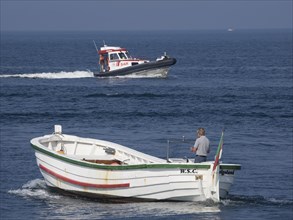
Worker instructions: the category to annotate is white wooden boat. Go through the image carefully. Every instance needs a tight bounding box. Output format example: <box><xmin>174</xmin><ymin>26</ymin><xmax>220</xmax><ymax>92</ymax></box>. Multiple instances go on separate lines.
<box><xmin>31</xmin><ymin>125</ymin><xmax>241</xmax><ymax>202</ymax></box>
<box><xmin>93</xmin><ymin>43</ymin><xmax>176</xmax><ymax>77</ymax></box>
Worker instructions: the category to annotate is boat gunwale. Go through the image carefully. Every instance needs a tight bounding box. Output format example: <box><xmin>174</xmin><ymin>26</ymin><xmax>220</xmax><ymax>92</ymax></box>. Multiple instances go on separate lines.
<box><xmin>31</xmin><ymin>143</ymin><xmax>241</xmax><ymax>171</ymax></box>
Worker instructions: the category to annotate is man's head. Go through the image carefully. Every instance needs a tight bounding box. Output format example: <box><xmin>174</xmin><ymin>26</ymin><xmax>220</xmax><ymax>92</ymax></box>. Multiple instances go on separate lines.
<box><xmin>197</xmin><ymin>128</ymin><xmax>206</xmax><ymax>137</ymax></box>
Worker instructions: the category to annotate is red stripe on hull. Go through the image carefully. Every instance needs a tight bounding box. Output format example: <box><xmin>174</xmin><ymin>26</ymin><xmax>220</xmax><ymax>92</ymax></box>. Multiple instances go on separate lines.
<box><xmin>39</xmin><ymin>164</ymin><xmax>130</xmax><ymax>188</ymax></box>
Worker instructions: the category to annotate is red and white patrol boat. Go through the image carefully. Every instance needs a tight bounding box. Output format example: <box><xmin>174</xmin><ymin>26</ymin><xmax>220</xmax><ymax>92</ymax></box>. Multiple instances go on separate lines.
<box><xmin>94</xmin><ymin>43</ymin><xmax>176</xmax><ymax>77</ymax></box>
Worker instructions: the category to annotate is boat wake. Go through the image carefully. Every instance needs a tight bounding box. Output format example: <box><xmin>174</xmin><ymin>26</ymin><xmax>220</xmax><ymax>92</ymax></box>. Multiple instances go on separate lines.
<box><xmin>221</xmin><ymin>194</ymin><xmax>293</xmax><ymax>207</ymax></box>
<box><xmin>0</xmin><ymin>70</ymin><xmax>167</xmax><ymax>79</ymax></box>
<box><xmin>0</xmin><ymin>71</ymin><xmax>94</xmax><ymax>79</ymax></box>
<box><xmin>8</xmin><ymin>179</ymin><xmax>61</xmax><ymax>200</ymax></box>
<box><xmin>9</xmin><ymin>180</ymin><xmax>293</xmax><ymax>219</ymax></box>
<box><xmin>114</xmin><ymin>73</ymin><xmax>167</xmax><ymax>79</ymax></box>
<box><xmin>8</xmin><ymin>179</ymin><xmax>221</xmax><ymax>218</ymax></box>
<box><xmin>113</xmin><ymin>68</ymin><xmax>169</xmax><ymax>79</ymax></box>
<box><xmin>9</xmin><ymin>180</ymin><xmax>293</xmax><ymax>209</ymax></box>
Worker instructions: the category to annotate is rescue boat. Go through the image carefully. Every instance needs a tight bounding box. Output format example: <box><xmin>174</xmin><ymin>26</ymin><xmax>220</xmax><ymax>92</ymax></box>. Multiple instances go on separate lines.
<box><xmin>93</xmin><ymin>43</ymin><xmax>176</xmax><ymax>77</ymax></box>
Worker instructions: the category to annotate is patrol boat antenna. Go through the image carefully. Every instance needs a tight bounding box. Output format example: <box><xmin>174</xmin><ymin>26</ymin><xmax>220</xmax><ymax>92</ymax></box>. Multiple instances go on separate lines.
<box><xmin>93</xmin><ymin>40</ymin><xmax>98</xmax><ymax>51</ymax></box>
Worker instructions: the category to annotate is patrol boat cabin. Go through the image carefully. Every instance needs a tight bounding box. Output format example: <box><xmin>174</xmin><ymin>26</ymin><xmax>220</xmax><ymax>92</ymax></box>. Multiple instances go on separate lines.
<box><xmin>98</xmin><ymin>45</ymin><xmax>149</xmax><ymax>73</ymax></box>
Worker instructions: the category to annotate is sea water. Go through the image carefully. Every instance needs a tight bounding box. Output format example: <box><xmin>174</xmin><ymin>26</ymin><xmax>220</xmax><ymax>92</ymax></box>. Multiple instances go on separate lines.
<box><xmin>0</xmin><ymin>30</ymin><xmax>292</xmax><ymax>219</ymax></box>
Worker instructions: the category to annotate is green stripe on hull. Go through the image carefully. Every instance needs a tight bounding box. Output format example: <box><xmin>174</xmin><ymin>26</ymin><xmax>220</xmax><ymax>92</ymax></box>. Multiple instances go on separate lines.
<box><xmin>220</xmin><ymin>165</ymin><xmax>241</xmax><ymax>170</ymax></box>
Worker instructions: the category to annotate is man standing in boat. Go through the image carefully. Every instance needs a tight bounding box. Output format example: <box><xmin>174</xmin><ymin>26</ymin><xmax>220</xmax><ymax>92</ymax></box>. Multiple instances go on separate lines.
<box><xmin>191</xmin><ymin>128</ymin><xmax>210</xmax><ymax>163</ymax></box>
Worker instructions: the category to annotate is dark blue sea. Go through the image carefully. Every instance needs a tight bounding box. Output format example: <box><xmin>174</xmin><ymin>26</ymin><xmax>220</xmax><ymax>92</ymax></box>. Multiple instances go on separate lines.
<box><xmin>1</xmin><ymin>30</ymin><xmax>292</xmax><ymax>219</ymax></box>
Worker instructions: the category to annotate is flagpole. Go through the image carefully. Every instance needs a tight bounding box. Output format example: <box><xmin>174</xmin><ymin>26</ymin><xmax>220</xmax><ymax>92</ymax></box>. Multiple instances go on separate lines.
<box><xmin>213</xmin><ymin>129</ymin><xmax>224</xmax><ymax>173</ymax></box>
<box><xmin>210</xmin><ymin>129</ymin><xmax>225</xmax><ymax>201</ymax></box>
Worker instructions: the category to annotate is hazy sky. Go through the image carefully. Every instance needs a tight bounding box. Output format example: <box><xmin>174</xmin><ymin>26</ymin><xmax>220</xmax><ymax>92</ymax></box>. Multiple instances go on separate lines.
<box><xmin>1</xmin><ymin>0</ymin><xmax>292</xmax><ymax>31</ymax></box>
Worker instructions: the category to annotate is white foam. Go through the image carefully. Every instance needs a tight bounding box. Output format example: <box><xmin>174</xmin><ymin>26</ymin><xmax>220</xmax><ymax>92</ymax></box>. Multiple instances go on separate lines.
<box><xmin>22</xmin><ymin>178</ymin><xmax>47</xmax><ymax>189</ymax></box>
<box><xmin>113</xmin><ymin>70</ymin><xmax>168</xmax><ymax>79</ymax></box>
<box><xmin>221</xmin><ymin>199</ymin><xmax>231</xmax><ymax>206</ymax></box>
<box><xmin>114</xmin><ymin>73</ymin><xmax>166</xmax><ymax>79</ymax></box>
<box><xmin>98</xmin><ymin>67</ymin><xmax>169</xmax><ymax>79</ymax></box>
<box><xmin>8</xmin><ymin>179</ymin><xmax>61</xmax><ymax>200</ymax></box>
<box><xmin>267</xmin><ymin>197</ymin><xmax>293</xmax><ymax>205</ymax></box>
<box><xmin>0</xmin><ymin>70</ymin><xmax>94</xmax><ymax>79</ymax></box>
<box><xmin>0</xmin><ymin>68</ymin><xmax>170</xmax><ymax>79</ymax></box>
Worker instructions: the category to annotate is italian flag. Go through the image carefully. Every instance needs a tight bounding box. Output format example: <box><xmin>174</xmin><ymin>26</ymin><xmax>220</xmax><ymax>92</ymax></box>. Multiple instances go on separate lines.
<box><xmin>213</xmin><ymin>130</ymin><xmax>224</xmax><ymax>172</ymax></box>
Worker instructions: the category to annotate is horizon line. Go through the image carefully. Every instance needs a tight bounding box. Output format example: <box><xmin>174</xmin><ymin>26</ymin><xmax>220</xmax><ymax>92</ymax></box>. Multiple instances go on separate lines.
<box><xmin>1</xmin><ymin>27</ymin><xmax>292</xmax><ymax>33</ymax></box>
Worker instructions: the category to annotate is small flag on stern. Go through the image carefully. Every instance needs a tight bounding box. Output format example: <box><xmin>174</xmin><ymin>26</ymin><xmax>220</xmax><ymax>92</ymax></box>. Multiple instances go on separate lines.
<box><xmin>213</xmin><ymin>130</ymin><xmax>224</xmax><ymax>172</ymax></box>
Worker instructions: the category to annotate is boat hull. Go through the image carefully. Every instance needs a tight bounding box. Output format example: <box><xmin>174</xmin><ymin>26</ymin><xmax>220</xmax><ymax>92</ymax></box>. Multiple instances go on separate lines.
<box><xmin>34</xmin><ymin>151</ymin><xmax>216</xmax><ymax>202</ymax></box>
<box><xmin>31</xmin><ymin>133</ymin><xmax>240</xmax><ymax>202</ymax></box>
<box><xmin>42</xmin><ymin>164</ymin><xmax>237</xmax><ymax>202</ymax></box>
<box><xmin>94</xmin><ymin>57</ymin><xmax>176</xmax><ymax>77</ymax></box>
